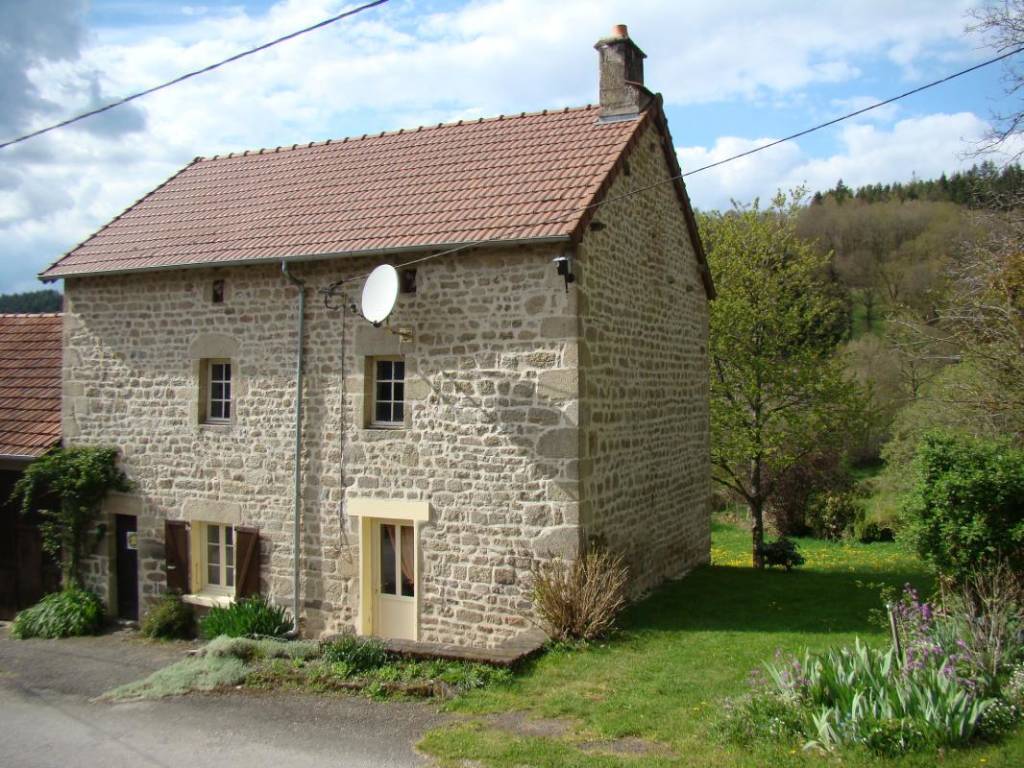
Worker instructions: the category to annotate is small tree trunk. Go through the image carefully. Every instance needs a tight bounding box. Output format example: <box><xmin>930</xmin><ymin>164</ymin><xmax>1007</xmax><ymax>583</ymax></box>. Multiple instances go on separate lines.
<box><xmin>64</xmin><ymin>543</ymin><xmax>81</xmax><ymax>589</ymax></box>
<box><xmin>750</xmin><ymin>497</ymin><xmax>766</xmax><ymax>568</ymax></box>
<box><xmin>64</xmin><ymin>514</ymin><xmax>83</xmax><ymax>589</ymax></box>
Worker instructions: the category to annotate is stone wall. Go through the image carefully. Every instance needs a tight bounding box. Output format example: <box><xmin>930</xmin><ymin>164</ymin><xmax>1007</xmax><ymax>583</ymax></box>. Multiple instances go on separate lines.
<box><xmin>64</xmin><ymin>246</ymin><xmax>581</xmax><ymax>646</ymax></box>
<box><xmin>577</xmin><ymin>117</ymin><xmax>711</xmax><ymax>594</ymax></box>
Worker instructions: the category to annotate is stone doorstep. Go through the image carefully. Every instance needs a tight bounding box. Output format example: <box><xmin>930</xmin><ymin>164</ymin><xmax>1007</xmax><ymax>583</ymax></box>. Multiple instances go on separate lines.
<box><xmin>323</xmin><ymin>629</ymin><xmax>548</xmax><ymax>669</ymax></box>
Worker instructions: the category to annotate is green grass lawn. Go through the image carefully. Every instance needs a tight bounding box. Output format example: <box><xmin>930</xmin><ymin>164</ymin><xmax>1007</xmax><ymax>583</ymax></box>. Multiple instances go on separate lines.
<box><xmin>419</xmin><ymin>519</ymin><xmax>1024</xmax><ymax>767</ymax></box>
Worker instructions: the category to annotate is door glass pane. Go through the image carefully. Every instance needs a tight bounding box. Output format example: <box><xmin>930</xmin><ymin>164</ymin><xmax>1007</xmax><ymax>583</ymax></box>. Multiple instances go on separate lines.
<box><xmin>394</xmin><ymin>361</ymin><xmax>405</xmax><ymax>380</ymax></box>
<box><xmin>377</xmin><ymin>360</ymin><xmax>392</xmax><ymax>380</ymax></box>
<box><xmin>379</xmin><ymin>524</ymin><xmax>397</xmax><ymax>595</ymax></box>
<box><xmin>400</xmin><ymin>525</ymin><xmax>415</xmax><ymax>597</ymax></box>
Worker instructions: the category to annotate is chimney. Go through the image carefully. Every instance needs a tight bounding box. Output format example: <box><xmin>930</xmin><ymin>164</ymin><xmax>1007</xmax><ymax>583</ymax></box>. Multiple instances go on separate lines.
<box><xmin>594</xmin><ymin>24</ymin><xmax>653</xmax><ymax>120</ymax></box>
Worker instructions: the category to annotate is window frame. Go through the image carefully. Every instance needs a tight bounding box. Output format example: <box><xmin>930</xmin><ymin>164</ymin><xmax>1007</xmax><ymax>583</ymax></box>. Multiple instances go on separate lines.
<box><xmin>204</xmin><ymin>358</ymin><xmax>232</xmax><ymax>424</ymax></box>
<box><xmin>368</xmin><ymin>356</ymin><xmax>406</xmax><ymax>429</ymax></box>
<box><xmin>192</xmin><ymin>521</ymin><xmax>236</xmax><ymax>598</ymax></box>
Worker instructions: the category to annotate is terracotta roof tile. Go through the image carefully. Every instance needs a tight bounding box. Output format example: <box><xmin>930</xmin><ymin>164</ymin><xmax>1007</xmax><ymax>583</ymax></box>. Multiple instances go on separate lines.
<box><xmin>41</xmin><ymin>106</ymin><xmax>646</xmax><ymax>279</ymax></box>
<box><xmin>0</xmin><ymin>314</ymin><xmax>62</xmax><ymax>458</ymax></box>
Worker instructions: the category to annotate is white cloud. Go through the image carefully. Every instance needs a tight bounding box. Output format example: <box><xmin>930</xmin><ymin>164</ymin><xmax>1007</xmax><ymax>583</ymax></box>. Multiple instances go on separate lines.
<box><xmin>679</xmin><ymin>112</ymin><xmax>1024</xmax><ymax>210</ymax></box>
<box><xmin>0</xmin><ymin>0</ymin><xmax>996</xmax><ymax>292</ymax></box>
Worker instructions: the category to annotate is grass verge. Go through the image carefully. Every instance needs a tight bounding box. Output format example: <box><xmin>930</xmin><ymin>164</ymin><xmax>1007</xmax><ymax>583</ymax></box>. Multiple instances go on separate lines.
<box><xmin>418</xmin><ymin>518</ymin><xmax>1024</xmax><ymax>767</ymax></box>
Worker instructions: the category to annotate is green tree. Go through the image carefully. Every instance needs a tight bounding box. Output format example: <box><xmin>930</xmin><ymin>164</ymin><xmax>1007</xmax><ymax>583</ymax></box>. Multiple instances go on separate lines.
<box><xmin>700</xmin><ymin>192</ymin><xmax>866</xmax><ymax>567</ymax></box>
<box><xmin>11</xmin><ymin>447</ymin><xmax>130</xmax><ymax>588</ymax></box>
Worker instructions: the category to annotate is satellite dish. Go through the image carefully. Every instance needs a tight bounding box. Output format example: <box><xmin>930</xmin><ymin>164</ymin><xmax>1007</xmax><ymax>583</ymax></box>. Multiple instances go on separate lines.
<box><xmin>361</xmin><ymin>264</ymin><xmax>399</xmax><ymax>326</ymax></box>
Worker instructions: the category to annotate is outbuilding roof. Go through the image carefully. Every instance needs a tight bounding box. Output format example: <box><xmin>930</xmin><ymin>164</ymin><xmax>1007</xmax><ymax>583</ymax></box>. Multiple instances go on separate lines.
<box><xmin>0</xmin><ymin>313</ymin><xmax>62</xmax><ymax>459</ymax></box>
<box><xmin>42</xmin><ymin>106</ymin><xmax>651</xmax><ymax>279</ymax></box>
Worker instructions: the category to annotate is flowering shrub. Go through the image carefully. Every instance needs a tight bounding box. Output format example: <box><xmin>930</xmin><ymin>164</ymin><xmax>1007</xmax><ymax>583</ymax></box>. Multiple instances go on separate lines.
<box><xmin>723</xmin><ymin>583</ymin><xmax>1024</xmax><ymax>756</ymax></box>
<box><xmin>891</xmin><ymin>572</ymin><xmax>1024</xmax><ymax>693</ymax></box>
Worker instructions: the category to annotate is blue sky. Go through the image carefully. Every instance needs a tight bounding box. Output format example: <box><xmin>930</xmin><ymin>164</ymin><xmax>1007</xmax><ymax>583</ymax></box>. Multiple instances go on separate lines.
<box><xmin>1</xmin><ymin>0</ymin><xmax>1020</xmax><ymax>294</ymax></box>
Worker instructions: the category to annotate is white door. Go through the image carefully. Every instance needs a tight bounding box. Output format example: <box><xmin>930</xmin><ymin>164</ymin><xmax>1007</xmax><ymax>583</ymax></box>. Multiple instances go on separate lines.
<box><xmin>373</xmin><ymin>521</ymin><xmax>417</xmax><ymax>640</ymax></box>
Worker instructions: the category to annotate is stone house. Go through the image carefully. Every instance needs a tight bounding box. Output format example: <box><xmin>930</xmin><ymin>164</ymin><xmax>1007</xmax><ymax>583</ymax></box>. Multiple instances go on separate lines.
<box><xmin>40</xmin><ymin>26</ymin><xmax>713</xmax><ymax>648</ymax></box>
<box><xmin>0</xmin><ymin>313</ymin><xmax>63</xmax><ymax>618</ymax></box>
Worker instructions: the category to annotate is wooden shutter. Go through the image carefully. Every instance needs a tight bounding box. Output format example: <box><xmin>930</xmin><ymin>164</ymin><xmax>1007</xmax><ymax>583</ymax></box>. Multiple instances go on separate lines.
<box><xmin>164</xmin><ymin>520</ymin><xmax>190</xmax><ymax>594</ymax></box>
<box><xmin>234</xmin><ymin>526</ymin><xmax>260</xmax><ymax>599</ymax></box>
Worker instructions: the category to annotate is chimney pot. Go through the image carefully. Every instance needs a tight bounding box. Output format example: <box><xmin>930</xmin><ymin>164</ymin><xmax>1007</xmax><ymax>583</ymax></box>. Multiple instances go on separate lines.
<box><xmin>612</xmin><ymin>24</ymin><xmax>628</xmax><ymax>38</ymax></box>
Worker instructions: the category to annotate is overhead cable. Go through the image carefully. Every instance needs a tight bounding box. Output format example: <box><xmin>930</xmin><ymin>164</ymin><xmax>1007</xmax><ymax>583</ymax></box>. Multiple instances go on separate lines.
<box><xmin>370</xmin><ymin>43</ymin><xmax>1024</xmax><ymax>277</ymax></box>
<box><xmin>0</xmin><ymin>0</ymin><xmax>391</xmax><ymax>151</ymax></box>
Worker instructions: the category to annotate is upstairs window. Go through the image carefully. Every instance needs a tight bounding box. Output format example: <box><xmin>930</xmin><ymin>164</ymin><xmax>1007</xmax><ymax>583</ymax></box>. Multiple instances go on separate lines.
<box><xmin>205</xmin><ymin>359</ymin><xmax>232</xmax><ymax>423</ymax></box>
<box><xmin>370</xmin><ymin>357</ymin><xmax>405</xmax><ymax>427</ymax></box>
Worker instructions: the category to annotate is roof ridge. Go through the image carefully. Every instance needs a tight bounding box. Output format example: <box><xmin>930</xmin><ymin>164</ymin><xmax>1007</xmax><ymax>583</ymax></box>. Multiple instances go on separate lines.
<box><xmin>200</xmin><ymin>104</ymin><xmax>598</xmax><ymax>162</ymax></box>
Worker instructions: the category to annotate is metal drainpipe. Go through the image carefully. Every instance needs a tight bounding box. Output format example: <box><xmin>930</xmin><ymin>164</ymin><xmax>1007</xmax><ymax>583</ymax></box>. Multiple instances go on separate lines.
<box><xmin>282</xmin><ymin>260</ymin><xmax>305</xmax><ymax>634</ymax></box>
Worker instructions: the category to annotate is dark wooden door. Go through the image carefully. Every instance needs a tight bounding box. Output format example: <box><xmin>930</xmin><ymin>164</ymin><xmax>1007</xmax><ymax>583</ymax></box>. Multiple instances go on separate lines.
<box><xmin>115</xmin><ymin>515</ymin><xmax>139</xmax><ymax>621</ymax></box>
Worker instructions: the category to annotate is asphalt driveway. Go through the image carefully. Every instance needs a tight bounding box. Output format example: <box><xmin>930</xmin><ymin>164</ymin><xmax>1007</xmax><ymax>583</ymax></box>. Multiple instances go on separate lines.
<box><xmin>0</xmin><ymin>625</ymin><xmax>447</xmax><ymax>768</ymax></box>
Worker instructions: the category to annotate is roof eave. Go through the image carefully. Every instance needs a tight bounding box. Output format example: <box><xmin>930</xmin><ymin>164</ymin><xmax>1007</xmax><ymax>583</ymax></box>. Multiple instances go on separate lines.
<box><xmin>39</xmin><ymin>235</ymin><xmax>573</xmax><ymax>282</ymax></box>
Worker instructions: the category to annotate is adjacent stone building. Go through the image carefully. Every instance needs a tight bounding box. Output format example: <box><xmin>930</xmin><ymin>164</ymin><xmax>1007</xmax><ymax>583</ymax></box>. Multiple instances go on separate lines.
<box><xmin>0</xmin><ymin>313</ymin><xmax>63</xmax><ymax>618</ymax></box>
<box><xmin>41</xmin><ymin>26</ymin><xmax>713</xmax><ymax>648</ymax></box>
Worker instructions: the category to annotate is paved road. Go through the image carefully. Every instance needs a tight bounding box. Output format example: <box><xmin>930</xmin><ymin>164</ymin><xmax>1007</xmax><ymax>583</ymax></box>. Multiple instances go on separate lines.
<box><xmin>0</xmin><ymin>627</ymin><xmax>447</xmax><ymax>768</ymax></box>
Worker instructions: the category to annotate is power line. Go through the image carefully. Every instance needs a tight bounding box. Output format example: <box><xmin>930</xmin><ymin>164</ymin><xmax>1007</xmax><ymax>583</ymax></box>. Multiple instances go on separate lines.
<box><xmin>681</xmin><ymin>44</ymin><xmax>1024</xmax><ymax>178</ymax></box>
<box><xmin>373</xmin><ymin>43</ymin><xmax>1024</xmax><ymax>277</ymax></box>
<box><xmin>0</xmin><ymin>0</ymin><xmax>391</xmax><ymax>151</ymax></box>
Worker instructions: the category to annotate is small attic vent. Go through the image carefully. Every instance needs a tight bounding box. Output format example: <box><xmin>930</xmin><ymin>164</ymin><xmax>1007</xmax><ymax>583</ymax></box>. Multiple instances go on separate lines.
<box><xmin>211</xmin><ymin>279</ymin><xmax>225</xmax><ymax>304</ymax></box>
<box><xmin>399</xmin><ymin>268</ymin><xmax>417</xmax><ymax>295</ymax></box>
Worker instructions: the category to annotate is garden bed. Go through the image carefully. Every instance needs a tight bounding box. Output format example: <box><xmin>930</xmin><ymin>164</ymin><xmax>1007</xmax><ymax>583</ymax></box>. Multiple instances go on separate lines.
<box><xmin>104</xmin><ymin>634</ymin><xmax>513</xmax><ymax>702</ymax></box>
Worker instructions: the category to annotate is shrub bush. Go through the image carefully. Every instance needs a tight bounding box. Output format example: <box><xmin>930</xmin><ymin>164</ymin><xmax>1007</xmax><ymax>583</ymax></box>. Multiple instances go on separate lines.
<box><xmin>903</xmin><ymin>431</ymin><xmax>1024</xmax><ymax>581</ymax></box>
<box><xmin>140</xmin><ymin>592</ymin><xmax>195</xmax><ymax>640</ymax></box>
<box><xmin>198</xmin><ymin>595</ymin><xmax>292</xmax><ymax>640</ymax></box>
<box><xmin>321</xmin><ymin>635</ymin><xmax>389</xmax><ymax>674</ymax></box>
<box><xmin>856</xmin><ymin>520</ymin><xmax>895</xmax><ymax>543</ymax></box>
<box><xmin>531</xmin><ymin>549</ymin><xmax>628</xmax><ymax>642</ymax></box>
<box><xmin>807</xmin><ymin>492</ymin><xmax>862</xmax><ymax>540</ymax></box>
<box><xmin>11</xmin><ymin>587</ymin><xmax>104</xmax><ymax>639</ymax></box>
<box><xmin>938</xmin><ymin>566</ymin><xmax>1024</xmax><ymax>688</ymax></box>
<box><xmin>758</xmin><ymin>538</ymin><xmax>805</xmax><ymax>571</ymax></box>
<box><xmin>766</xmin><ymin>449</ymin><xmax>854</xmax><ymax>536</ymax></box>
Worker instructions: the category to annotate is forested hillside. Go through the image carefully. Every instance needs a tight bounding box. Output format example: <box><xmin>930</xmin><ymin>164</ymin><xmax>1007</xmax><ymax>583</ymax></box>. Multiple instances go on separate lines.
<box><xmin>811</xmin><ymin>162</ymin><xmax>1024</xmax><ymax>208</ymax></box>
<box><xmin>703</xmin><ymin>167</ymin><xmax>1024</xmax><ymax>544</ymax></box>
<box><xmin>0</xmin><ymin>289</ymin><xmax>63</xmax><ymax>313</ymax></box>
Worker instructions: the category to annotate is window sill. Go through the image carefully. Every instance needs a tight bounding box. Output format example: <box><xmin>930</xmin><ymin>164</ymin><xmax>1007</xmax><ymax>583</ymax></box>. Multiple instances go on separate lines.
<box><xmin>182</xmin><ymin>592</ymin><xmax>234</xmax><ymax>609</ymax></box>
<box><xmin>198</xmin><ymin>422</ymin><xmax>234</xmax><ymax>432</ymax></box>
